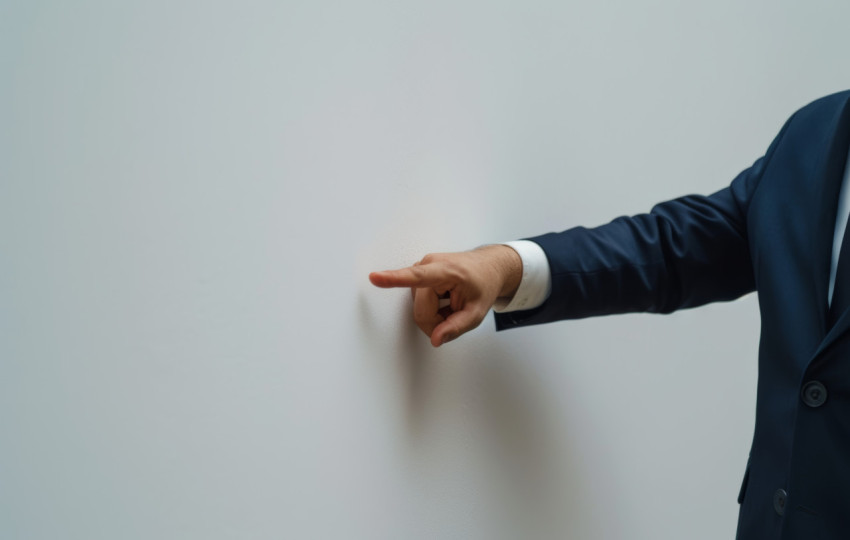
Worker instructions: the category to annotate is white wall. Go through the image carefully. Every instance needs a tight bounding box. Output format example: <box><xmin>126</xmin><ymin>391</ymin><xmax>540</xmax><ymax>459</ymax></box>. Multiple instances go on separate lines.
<box><xmin>3</xmin><ymin>1</ymin><xmax>850</xmax><ymax>538</ymax></box>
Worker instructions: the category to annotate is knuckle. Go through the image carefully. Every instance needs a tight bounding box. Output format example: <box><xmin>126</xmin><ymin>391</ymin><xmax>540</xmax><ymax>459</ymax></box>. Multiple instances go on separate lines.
<box><xmin>412</xmin><ymin>291</ymin><xmax>434</xmax><ymax>319</ymax></box>
<box><xmin>414</xmin><ymin>319</ymin><xmax>430</xmax><ymax>334</ymax></box>
<box><xmin>413</xmin><ymin>306</ymin><xmax>428</xmax><ymax>323</ymax></box>
<box><xmin>444</xmin><ymin>261</ymin><xmax>469</xmax><ymax>283</ymax></box>
<box><xmin>412</xmin><ymin>304</ymin><xmax>432</xmax><ymax>327</ymax></box>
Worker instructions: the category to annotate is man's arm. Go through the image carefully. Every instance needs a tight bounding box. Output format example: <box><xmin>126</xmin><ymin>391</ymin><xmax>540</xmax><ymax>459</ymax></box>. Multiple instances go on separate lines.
<box><xmin>497</xmin><ymin>106</ymin><xmax>800</xmax><ymax>330</ymax></box>
<box><xmin>496</xmin><ymin>182</ymin><xmax>762</xmax><ymax>331</ymax></box>
<box><xmin>371</xmin><ymin>109</ymin><xmax>797</xmax><ymax>345</ymax></box>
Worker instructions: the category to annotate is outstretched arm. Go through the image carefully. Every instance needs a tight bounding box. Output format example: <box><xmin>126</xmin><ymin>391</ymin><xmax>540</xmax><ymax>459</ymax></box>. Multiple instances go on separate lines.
<box><xmin>371</xmin><ymin>109</ymin><xmax>797</xmax><ymax>344</ymax></box>
<box><xmin>496</xmin><ymin>108</ymin><xmax>798</xmax><ymax>330</ymax></box>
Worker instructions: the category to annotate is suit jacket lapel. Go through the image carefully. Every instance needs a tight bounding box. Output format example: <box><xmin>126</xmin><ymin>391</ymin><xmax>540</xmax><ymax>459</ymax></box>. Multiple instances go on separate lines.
<box><xmin>807</xmin><ymin>97</ymin><xmax>850</xmax><ymax>365</ymax></box>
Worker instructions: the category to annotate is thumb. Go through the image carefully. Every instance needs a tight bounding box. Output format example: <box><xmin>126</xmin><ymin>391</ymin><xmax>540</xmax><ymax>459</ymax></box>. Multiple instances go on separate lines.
<box><xmin>431</xmin><ymin>304</ymin><xmax>485</xmax><ymax>347</ymax></box>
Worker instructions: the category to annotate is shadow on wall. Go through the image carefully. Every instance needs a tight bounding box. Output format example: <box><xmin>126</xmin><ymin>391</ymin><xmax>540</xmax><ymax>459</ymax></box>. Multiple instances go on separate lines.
<box><xmin>358</xmin><ymin>292</ymin><xmax>606</xmax><ymax>538</ymax></box>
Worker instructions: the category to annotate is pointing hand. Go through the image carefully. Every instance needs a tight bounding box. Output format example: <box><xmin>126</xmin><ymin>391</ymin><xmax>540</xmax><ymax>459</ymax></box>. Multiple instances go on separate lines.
<box><xmin>369</xmin><ymin>245</ymin><xmax>521</xmax><ymax>347</ymax></box>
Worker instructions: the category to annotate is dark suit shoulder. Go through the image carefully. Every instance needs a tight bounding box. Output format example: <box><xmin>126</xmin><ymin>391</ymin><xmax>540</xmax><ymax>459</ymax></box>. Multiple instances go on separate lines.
<box><xmin>800</xmin><ymin>89</ymin><xmax>850</xmax><ymax>109</ymax></box>
<box><xmin>788</xmin><ymin>90</ymin><xmax>850</xmax><ymax>128</ymax></box>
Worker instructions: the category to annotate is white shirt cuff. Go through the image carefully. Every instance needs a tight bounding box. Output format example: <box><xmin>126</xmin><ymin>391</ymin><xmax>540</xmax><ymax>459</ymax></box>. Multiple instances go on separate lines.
<box><xmin>492</xmin><ymin>240</ymin><xmax>552</xmax><ymax>313</ymax></box>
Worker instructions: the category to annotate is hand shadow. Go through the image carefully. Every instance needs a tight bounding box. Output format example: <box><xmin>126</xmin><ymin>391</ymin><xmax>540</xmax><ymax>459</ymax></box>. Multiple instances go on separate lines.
<box><xmin>358</xmin><ymin>291</ymin><xmax>600</xmax><ymax>538</ymax></box>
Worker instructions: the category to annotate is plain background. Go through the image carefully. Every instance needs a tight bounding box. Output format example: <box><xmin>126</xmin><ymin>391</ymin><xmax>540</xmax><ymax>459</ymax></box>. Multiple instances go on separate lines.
<box><xmin>3</xmin><ymin>1</ymin><xmax>850</xmax><ymax>538</ymax></box>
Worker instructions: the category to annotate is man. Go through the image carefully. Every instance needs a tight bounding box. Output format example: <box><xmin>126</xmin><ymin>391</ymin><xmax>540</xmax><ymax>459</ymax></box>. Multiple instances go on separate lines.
<box><xmin>370</xmin><ymin>90</ymin><xmax>850</xmax><ymax>539</ymax></box>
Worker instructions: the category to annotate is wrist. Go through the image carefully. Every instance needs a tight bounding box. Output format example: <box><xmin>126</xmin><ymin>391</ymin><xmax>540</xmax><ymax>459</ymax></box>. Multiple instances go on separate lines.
<box><xmin>475</xmin><ymin>245</ymin><xmax>522</xmax><ymax>299</ymax></box>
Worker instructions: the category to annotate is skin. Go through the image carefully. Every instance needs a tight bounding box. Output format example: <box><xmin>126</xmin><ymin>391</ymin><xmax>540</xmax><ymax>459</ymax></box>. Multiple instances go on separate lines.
<box><xmin>369</xmin><ymin>245</ymin><xmax>523</xmax><ymax>347</ymax></box>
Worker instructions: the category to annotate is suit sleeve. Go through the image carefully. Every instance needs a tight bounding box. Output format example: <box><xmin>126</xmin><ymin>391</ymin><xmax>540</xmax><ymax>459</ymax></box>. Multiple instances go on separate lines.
<box><xmin>494</xmin><ymin>113</ymin><xmax>795</xmax><ymax>331</ymax></box>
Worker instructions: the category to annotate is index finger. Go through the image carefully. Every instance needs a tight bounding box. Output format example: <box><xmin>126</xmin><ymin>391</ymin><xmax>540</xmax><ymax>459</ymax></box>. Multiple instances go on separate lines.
<box><xmin>369</xmin><ymin>264</ymin><xmax>445</xmax><ymax>289</ymax></box>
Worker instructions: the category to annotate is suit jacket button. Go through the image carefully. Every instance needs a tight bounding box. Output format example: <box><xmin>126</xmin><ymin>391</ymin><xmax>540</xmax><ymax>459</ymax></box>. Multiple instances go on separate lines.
<box><xmin>773</xmin><ymin>488</ymin><xmax>787</xmax><ymax>516</ymax></box>
<box><xmin>801</xmin><ymin>381</ymin><xmax>828</xmax><ymax>408</ymax></box>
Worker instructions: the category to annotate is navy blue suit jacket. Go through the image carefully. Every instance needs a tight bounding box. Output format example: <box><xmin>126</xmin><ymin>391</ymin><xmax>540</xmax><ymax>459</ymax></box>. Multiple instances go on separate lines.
<box><xmin>494</xmin><ymin>90</ymin><xmax>850</xmax><ymax>540</ymax></box>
